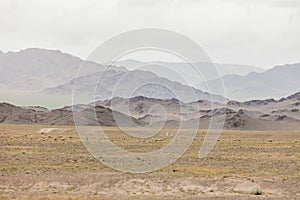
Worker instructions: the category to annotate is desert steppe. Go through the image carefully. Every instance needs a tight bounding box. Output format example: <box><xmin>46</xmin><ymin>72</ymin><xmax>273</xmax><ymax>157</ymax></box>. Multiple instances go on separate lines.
<box><xmin>1</xmin><ymin>124</ymin><xmax>299</xmax><ymax>199</ymax></box>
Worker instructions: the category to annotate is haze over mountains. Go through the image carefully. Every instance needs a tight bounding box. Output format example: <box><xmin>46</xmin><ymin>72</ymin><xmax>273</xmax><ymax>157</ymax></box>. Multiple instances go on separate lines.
<box><xmin>0</xmin><ymin>48</ymin><xmax>125</xmax><ymax>91</ymax></box>
<box><xmin>0</xmin><ymin>48</ymin><xmax>299</xmax><ymax>131</ymax></box>
<box><xmin>197</xmin><ymin>63</ymin><xmax>300</xmax><ymax>101</ymax></box>
<box><xmin>0</xmin><ymin>48</ymin><xmax>299</xmax><ymax>108</ymax></box>
<box><xmin>44</xmin><ymin>69</ymin><xmax>226</xmax><ymax>103</ymax></box>
<box><xmin>114</xmin><ymin>59</ymin><xmax>265</xmax><ymax>86</ymax></box>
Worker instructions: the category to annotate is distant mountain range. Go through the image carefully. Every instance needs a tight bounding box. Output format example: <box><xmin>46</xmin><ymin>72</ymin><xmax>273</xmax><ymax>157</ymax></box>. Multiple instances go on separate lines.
<box><xmin>0</xmin><ymin>48</ymin><xmax>299</xmax><ymax>107</ymax></box>
<box><xmin>0</xmin><ymin>48</ymin><xmax>125</xmax><ymax>91</ymax></box>
<box><xmin>0</xmin><ymin>48</ymin><xmax>228</xmax><ymax>104</ymax></box>
<box><xmin>1</xmin><ymin>48</ymin><xmax>262</xmax><ymax>92</ymax></box>
<box><xmin>113</xmin><ymin>59</ymin><xmax>265</xmax><ymax>86</ymax></box>
<box><xmin>43</xmin><ymin>69</ymin><xmax>227</xmax><ymax>103</ymax></box>
<box><xmin>1</xmin><ymin>92</ymin><xmax>299</xmax><ymax>131</ymax></box>
<box><xmin>197</xmin><ymin>63</ymin><xmax>300</xmax><ymax>101</ymax></box>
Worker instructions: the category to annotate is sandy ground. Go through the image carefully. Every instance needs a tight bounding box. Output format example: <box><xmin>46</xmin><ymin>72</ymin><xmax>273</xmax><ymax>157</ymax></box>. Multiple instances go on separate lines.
<box><xmin>0</xmin><ymin>124</ymin><xmax>299</xmax><ymax>199</ymax></box>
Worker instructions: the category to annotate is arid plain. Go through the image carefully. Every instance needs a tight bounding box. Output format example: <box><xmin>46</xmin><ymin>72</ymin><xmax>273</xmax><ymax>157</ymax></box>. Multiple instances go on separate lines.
<box><xmin>1</xmin><ymin>124</ymin><xmax>299</xmax><ymax>199</ymax></box>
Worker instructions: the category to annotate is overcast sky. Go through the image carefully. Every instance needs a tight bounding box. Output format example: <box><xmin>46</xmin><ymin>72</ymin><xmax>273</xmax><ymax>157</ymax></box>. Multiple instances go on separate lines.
<box><xmin>0</xmin><ymin>0</ymin><xmax>299</xmax><ymax>68</ymax></box>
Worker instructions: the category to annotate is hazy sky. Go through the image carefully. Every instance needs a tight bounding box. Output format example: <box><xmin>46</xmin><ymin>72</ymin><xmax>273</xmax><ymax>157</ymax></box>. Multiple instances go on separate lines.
<box><xmin>0</xmin><ymin>0</ymin><xmax>299</xmax><ymax>68</ymax></box>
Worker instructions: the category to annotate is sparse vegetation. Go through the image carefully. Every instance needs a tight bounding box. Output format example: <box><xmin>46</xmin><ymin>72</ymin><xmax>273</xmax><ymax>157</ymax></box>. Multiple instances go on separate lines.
<box><xmin>0</xmin><ymin>124</ymin><xmax>299</xmax><ymax>199</ymax></box>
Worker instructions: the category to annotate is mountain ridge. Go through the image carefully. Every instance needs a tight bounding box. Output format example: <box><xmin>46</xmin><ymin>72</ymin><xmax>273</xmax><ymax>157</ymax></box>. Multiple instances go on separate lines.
<box><xmin>43</xmin><ymin>69</ymin><xmax>228</xmax><ymax>103</ymax></box>
<box><xmin>114</xmin><ymin>59</ymin><xmax>265</xmax><ymax>86</ymax></box>
<box><xmin>1</xmin><ymin>91</ymin><xmax>299</xmax><ymax>131</ymax></box>
<box><xmin>197</xmin><ymin>63</ymin><xmax>300</xmax><ymax>101</ymax></box>
<box><xmin>0</xmin><ymin>48</ymin><xmax>126</xmax><ymax>91</ymax></box>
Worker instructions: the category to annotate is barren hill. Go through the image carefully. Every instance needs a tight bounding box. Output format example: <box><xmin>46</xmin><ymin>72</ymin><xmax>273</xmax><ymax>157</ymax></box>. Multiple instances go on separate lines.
<box><xmin>1</xmin><ymin>92</ymin><xmax>299</xmax><ymax>131</ymax></box>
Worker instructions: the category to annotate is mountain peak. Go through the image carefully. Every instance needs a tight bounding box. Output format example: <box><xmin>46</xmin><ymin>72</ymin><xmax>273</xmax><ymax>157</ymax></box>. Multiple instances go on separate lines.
<box><xmin>279</xmin><ymin>92</ymin><xmax>300</xmax><ymax>101</ymax></box>
<box><xmin>198</xmin><ymin>62</ymin><xmax>300</xmax><ymax>101</ymax></box>
<box><xmin>10</xmin><ymin>47</ymin><xmax>62</xmax><ymax>53</ymax></box>
<box><xmin>4</xmin><ymin>48</ymin><xmax>84</xmax><ymax>62</ymax></box>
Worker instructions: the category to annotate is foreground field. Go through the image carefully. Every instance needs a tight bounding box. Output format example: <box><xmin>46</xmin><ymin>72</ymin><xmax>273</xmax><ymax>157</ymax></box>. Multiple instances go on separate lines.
<box><xmin>0</xmin><ymin>124</ymin><xmax>299</xmax><ymax>199</ymax></box>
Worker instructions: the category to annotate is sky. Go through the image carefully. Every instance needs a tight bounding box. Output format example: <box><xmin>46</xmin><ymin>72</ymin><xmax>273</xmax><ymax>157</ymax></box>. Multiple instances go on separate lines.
<box><xmin>0</xmin><ymin>0</ymin><xmax>299</xmax><ymax>68</ymax></box>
